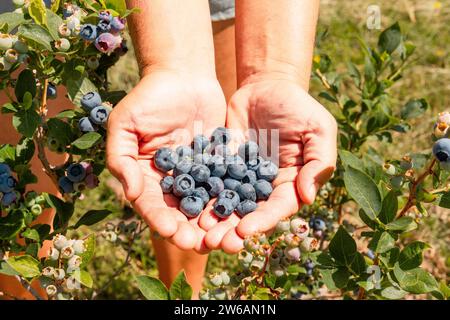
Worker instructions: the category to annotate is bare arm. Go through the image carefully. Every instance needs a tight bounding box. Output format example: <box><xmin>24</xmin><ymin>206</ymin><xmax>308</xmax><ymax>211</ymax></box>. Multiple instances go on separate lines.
<box><xmin>126</xmin><ymin>0</ymin><xmax>216</xmax><ymax>77</ymax></box>
<box><xmin>235</xmin><ymin>0</ymin><xmax>319</xmax><ymax>89</ymax></box>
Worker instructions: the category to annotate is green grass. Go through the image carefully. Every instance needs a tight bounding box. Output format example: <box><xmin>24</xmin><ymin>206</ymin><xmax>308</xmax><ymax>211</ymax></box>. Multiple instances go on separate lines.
<box><xmin>71</xmin><ymin>0</ymin><xmax>449</xmax><ymax>299</ymax></box>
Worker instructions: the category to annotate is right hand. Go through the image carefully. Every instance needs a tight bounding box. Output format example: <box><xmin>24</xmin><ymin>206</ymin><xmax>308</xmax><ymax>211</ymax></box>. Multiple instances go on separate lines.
<box><xmin>106</xmin><ymin>70</ymin><xmax>226</xmax><ymax>252</ymax></box>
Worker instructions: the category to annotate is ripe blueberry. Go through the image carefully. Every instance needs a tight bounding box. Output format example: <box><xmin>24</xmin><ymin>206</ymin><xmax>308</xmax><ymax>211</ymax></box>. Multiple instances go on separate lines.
<box><xmin>46</xmin><ymin>83</ymin><xmax>57</xmax><ymax>99</ymax></box>
<box><xmin>238</xmin><ymin>141</ymin><xmax>259</xmax><ymax>161</ymax></box>
<box><xmin>154</xmin><ymin>147</ymin><xmax>179</xmax><ymax>172</ymax></box>
<box><xmin>223</xmin><ymin>178</ymin><xmax>241</xmax><ymax>191</ymax></box>
<box><xmin>192</xmin><ymin>134</ymin><xmax>210</xmax><ymax>154</ymax></box>
<box><xmin>227</xmin><ymin>162</ymin><xmax>247</xmax><ymax>180</ymax></box>
<box><xmin>236</xmin><ymin>200</ymin><xmax>257</xmax><ymax>217</ymax></box>
<box><xmin>204</xmin><ymin>176</ymin><xmax>224</xmax><ymax>197</ymax></box>
<box><xmin>160</xmin><ymin>176</ymin><xmax>174</xmax><ymax>193</ymax></box>
<box><xmin>433</xmin><ymin>138</ymin><xmax>450</xmax><ymax>162</ymax></box>
<box><xmin>213</xmin><ymin>197</ymin><xmax>234</xmax><ymax>218</ymax></box>
<box><xmin>176</xmin><ymin>145</ymin><xmax>193</xmax><ymax>160</ymax></box>
<box><xmin>246</xmin><ymin>156</ymin><xmax>263</xmax><ymax>171</ymax></box>
<box><xmin>190</xmin><ymin>164</ymin><xmax>210</xmax><ymax>183</ymax></box>
<box><xmin>254</xmin><ymin>179</ymin><xmax>273</xmax><ymax>200</ymax></box>
<box><xmin>192</xmin><ymin>187</ymin><xmax>210</xmax><ymax>205</ymax></box>
<box><xmin>97</xmin><ymin>20</ymin><xmax>112</xmax><ymax>33</ymax></box>
<box><xmin>180</xmin><ymin>196</ymin><xmax>203</xmax><ymax>218</ymax></box>
<box><xmin>79</xmin><ymin>24</ymin><xmax>97</xmax><ymax>41</ymax></box>
<box><xmin>173</xmin><ymin>158</ymin><xmax>193</xmax><ymax>177</ymax></box>
<box><xmin>312</xmin><ymin>218</ymin><xmax>326</xmax><ymax>231</ymax></box>
<box><xmin>210</xmin><ymin>127</ymin><xmax>231</xmax><ymax>145</ymax></box>
<box><xmin>1</xmin><ymin>192</ymin><xmax>17</xmax><ymax>206</ymax></box>
<box><xmin>207</xmin><ymin>155</ymin><xmax>227</xmax><ymax>178</ymax></box>
<box><xmin>89</xmin><ymin>106</ymin><xmax>110</xmax><ymax>125</ymax></box>
<box><xmin>58</xmin><ymin>176</ymin><xmax>74</xmax><ymax>194</ymax></box>
<box><xmin>211</xmin><ymin>144</ymin><xmax>230</xmax><ymax>157</ymax></box>
<box><xmin>0</xmin><ymin>174</ymin><xmax>16</xmax><ymax>193</ymax></box>
<box><xmin>110</xmin><ymin>17</ymin><xmax>126</xmax><ymax>33</ymax></box>
<box><xmin>241</xmin><ymin>170</ymin><xmax>257</xmax><ymax>185</ymax></box>
<box><xmin>78</xmin><ymin>117</ymin><xmax>97</xmax><ymax>133</ymax></box>
<box><xmin>173</xmin><ymin>174</ymin><xmax>195</xmax><ymax>197</ymax></box>
<box><xmin>194</xmin><ymin>153</ymin><xmax>211</xmax><ymax>165</ymax></box>
<box><xmin>236</xmin><ymin>183</ymin><xmax>256</xmax><ymax>201</ymax></box>
<box><xmin>81</xmin><ymin>91</ymin><xmax>102</xmax><ymax>111</ymax></box>
<box><xmin>66</xmin><ymin>163</ymin><xmax>86</xmax><ymax>183</ymax></box>
<box><xmin>257</xmin><ymin>160</ymin><xmax>278</xmax><ymax>182</ymax></box>
<box><xmin>218</xmin><ymin>189</ymin><xmax>240</xmax><ymax>208</ymax></box>
<box><xmin>0</xmin><ymin>163</ymin><xmax>11</xmax><ymax>175</ymax></box>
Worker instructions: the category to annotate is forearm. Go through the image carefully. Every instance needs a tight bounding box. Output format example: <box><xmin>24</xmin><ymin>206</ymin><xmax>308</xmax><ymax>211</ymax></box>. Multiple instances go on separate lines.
<box><xmin>126</xmin><ymin>0</ymin><xmax>216</xmax><ymax>77</ymax></box>
<box><xmin>235</xmin><ymin>0</ymin><xmax>319</xmax><ymax>89</ymax></box>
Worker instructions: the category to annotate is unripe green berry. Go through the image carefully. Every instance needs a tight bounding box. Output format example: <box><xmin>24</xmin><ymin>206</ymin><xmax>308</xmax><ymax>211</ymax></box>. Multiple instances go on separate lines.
<box><xmin>45</xmin><ymin>284</ymin><xmax>57</xmax><ymax>297</ymax></box>
<box><xmin>383</xmin><ymin>163</ymin><xmax>396</xmax><ymax>176</ymax></box>
<box><xmin>300</xmin><ymin>237</ymin><xmax>319</xmax><ymax>252</ymax></box>
<box><xmin>54</xmin><ymin>268</ymin><xmax>65</xmax><ymax>280</ymax></box>
<box><xmin>276</xmin><ymin>218</ymin><xmax>290</xmax><ymax>233</ymax></box>
<box><xmin>209</xmin><ymin>273</ymin><xmax>223</xmax><ymax>287</ymax></box>
<box><xmin>48</xmin><ymin>247</ymin><xmax>59</xmax><ymax>261</ymax></box>
<box><xmin>220</xmin><ymin>271</ymin><xmax>230</xmax><ymax>286</ymax></box>
<box><xmin>270</xmin><ymin>265</ymin><xmax>285</xmax><ymax>277</ymax></box>
<box><xmin>249</xmin><ymin>259</ymin><xmax>265</xmax><ymax>272</ymax></box>
<box><xmin>212</xmin><ymin>288</ymin><xmax>227</xmax><ymax>300</ymax></box>
<box><xmin>31</xmin><ymin>204</ymin><xmax>42</xmax><ymax>216</ymax></box>
<box><xmin>199</xmin><ymin>290</ymin><xmax>211</xmax><ymax>300</ymax></box>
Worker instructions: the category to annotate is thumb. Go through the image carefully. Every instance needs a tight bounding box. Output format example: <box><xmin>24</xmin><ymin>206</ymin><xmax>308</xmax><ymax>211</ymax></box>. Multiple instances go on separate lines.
<box><xmin>106</xmin><ymin>117</ymin><xmax>143</xmax><ymax>202</ymax></box>
<box><xmin>297</xmin><ymin>159</ymin><xmax>335</xmax><ymax>205</ymax></box>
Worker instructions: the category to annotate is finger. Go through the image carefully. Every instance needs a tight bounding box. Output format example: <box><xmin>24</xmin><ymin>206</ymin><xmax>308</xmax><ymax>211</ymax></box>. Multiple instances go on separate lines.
<box><xmin>204</xmin><ymin>214</ymin><xmax>240</xmax><ymax>250</ymax></box>
<box><xmin>193</xmin><ymin>227</ymin><xmax>211</xmax><ymax>255</ymax></box>
<box><xmin>236</xmin><ymin>182</ymin><xmax>299</xmax><ymax>238</ymax></box>
<box><xmin>198</xmin><ymin>200</ymin><xmax>220</xmax><ymax>231</ymax></box>
<box><xmin>297</xmin><ymin>159</ymin><xmax>335</xmax><ymax>205</ymax></box>
<box><xmin>221</xmin><ymin>228</ymin><xmax>244</xmax><ymax>254</ymax></box>
<box><xmin>106</xmin><ymin>115</ymin><xmax>143</xmax><ymax>202</ymax></box>
<box><xmin>170</xmin><ymin>221</ymin><xmax>197</xmax><ymax>250</ymax></box>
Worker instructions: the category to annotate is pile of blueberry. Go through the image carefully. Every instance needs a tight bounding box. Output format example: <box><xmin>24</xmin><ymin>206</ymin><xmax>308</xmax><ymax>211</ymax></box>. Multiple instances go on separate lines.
<box><xmin>154</xmin><ymin>128</ymin><xmax>279</xmax><ymax>218</ymax></box>
<box><xmin>79</xmin><ymin>9</ymin><xmax>126</xmax><ymax>54</ymax></box>
<box><xmin>58</xmin><ymin>162</ymin><xmax>99</xmax><ymax>194</ymax></box>
<box><xmin>78</xmin><ymin>91</ymin><xmax>111</xmax><ymax>133</ymax></box>
<box><xmin>0</xmin><ymin>163</ymin><xmax>18</xmax><ymax>206</ymax></box>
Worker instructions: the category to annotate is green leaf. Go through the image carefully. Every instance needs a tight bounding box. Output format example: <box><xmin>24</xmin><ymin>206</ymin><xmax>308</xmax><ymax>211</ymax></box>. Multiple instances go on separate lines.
<box><xmin>51</xmin><ymin>0</ymin><xmax>61</xmax><ymax>12</ymax></box>
<box><xmin>106</xmin><ymin>0</ymin><xmax>127</xmax><ymax>15</ymax></box>
<box><xmin>6</xmin><ymin>255</ymin><xmax>41</xmax><ymax>279</ymax></box>
<box><xmin>43</xmin><ymin>194</ymin><xmax>74</xmax><ymax>230</ymax></box>
<box><xmin>319</xmin><ymin>91</ymin><xmax>337</xmax><ymax>103</ymax></box>
<box><xmin>28</xmin><ymin>0</ymin><xmax>48</xmax><ymax>27</ymax></box>
<box><xmin>328</xmin><ymin>226</ymin><xmax>357</xmax><ymax>267</ymax></box>
<box><xmin>369</xmin><ymin>231</ymin><xmax>395</xmax><ymax>254</ymax></box>
<box><xmin>80</xmin><ymin>234</ymin><xmax>95</xmax><ymax>268</ymax></box>
<box><xmin>66</xmin><ymin>77</ymin><xmax>97</xmax><ymax>106</ymax></box>
<box><xmin>169</xmin><ymin>271</ymin><xmax>192</xmax><ymax>300</ymax></box>
<box><xmin>349</xmin><ymin>252</ymin><xmax>367</xmax><ymax>275</ymax></box>
<box><xmin>12</xmin><ymin>109</ymin><xmax>40</xmax><ymax>139</ymax></box>
<box><xmin>378</xmin><ymin>22</ymin><xmax>402</xmax><ymax>54</ymax></box>
<box><xmin>74</xmin><ymin>270</ymin><xmax>93</xmax><ymax>288</ymax></box>
<box><xmin>46</xmin><ymin>9</ymin><xmax>63</xmax><ymax>40</ymax></box>
<box><xmin>15</xmin><ymin>69</ymin><xmax>37</xmax><ymax>102</ymax></box>
<box><xmin>332</xmin><ymin>268</ymin><xmax>351</xmax><ymax>288</ymax></box>
<box><xmin>343</xmin><ymin>166</ymin><xmax>382</xmax><ymax>219</ymax></box>
<box><xmin>398</xmin><ymin>241</ymin><xmax>429</xmax><ymax>270</ymax></box>
<box><xmin>436</xmin><ymin>191</ymin><xmax>450</xmax><ymax>209</ymax></box>
<box><xmin>71</xmin><ymin>132</ymin><xmax>102</xmax><ymax>150</ymax></box>
<box><xmin>0</xmin><ymin>12</ymin><xmax>26</xmax><ymax>33</ymax></box>
<box><xmin>46</xmin><ymin>118</ymin><xmax>74</xmax><ymax>146</ymax></box>
<box><xmin>73</xmin><ymin>210</ymin><xmax>112</xmax><ymax>229</ymax></box>
<box><xmin>379</xmin><ymin>191</ymin><xmax>398</xmax><ymax>224</ymax></box>
<box><xmin>0</xmin><ymin>210</ymin><xmax>25</xmax><ymax>240</ymax></box>
<box><xmin>381</xmin><ymin>286</ymin><xmax>407</xmax><ymax>299</ymax></box>
<box><xmin>339</xmin><ymin>149</ymin><xmax>364</xmax><ymax>171</ymax></box>
<box><xmin>22</xmin><ymin>91</ymin><xmax>33</xmax><ymax>110</ymax></box>
<box><xmin>386</xmin><ymin>217</ymin><xmax>417</xmax><ymax>232</ymax></box>
<box><xmin>136</xmin><ymin>275</ymin><xmax>169</xmax><ymax>300</ymax></box>
<box><xmin>400</xmin><ymin>99</ymin><xmax>429</xmax><ymax>120</ymax></box>
<box><xmin>21</xmin><ymin>228</ymin><xmax>40</xmax><ymax>242</ymax></box>
<box><xmin>2</xmin><ymin>102</ymin><xmax>18</xmax><ymax>114</ymax></box>
<box><xmin>18</xmin><ymin>23</ymin><xmax>53</xmax><ymax>51</ymax></box>
<box><xmin>379</xmin><ymin>247</ymin><xmax>400</xmax><ymax>268</ymax></box>
<box><xmin>15</xmin><ymin>137</ymin><xmax>35</xmax><ymax>164</ymax></box>
<box><xmin>0</xmin><ymin>144</ymin><xmax>16</xmax><ymax>163</ymax></box>
<box><xmin>0</xmin><ymin>261</ymin><xmax>20</xmax><ymax>276</ymax></box>
<box><xmin>393</xmin><ymin>263</ymin><xmax>438</xmax><ymax>294</ymax></box>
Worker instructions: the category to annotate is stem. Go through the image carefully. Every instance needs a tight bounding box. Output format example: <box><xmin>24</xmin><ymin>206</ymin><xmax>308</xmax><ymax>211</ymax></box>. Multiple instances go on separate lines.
<box><xmin>398</xmin><ymin>159</ymin><xmax>436</xmax><ymax>217</ymax></box>
<box><xmin>315</xmin><ymin>69</ymin><xmax>345</xmax><ymax>110</ymax></box>
<box><xmin>15</xmin><ymin>276</ymin><xmax>44</xmax><ymax>300</ymax></box>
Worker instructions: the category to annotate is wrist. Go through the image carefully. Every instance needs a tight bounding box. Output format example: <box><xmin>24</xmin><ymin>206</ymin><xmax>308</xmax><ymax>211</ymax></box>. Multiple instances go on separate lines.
<box><xmin>140</xmin><ymin>59</ymin><xmax>217</xmax><ymax>79</ymax></box>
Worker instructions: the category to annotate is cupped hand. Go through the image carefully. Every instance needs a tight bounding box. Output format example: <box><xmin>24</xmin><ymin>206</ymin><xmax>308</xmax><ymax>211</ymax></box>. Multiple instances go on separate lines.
<box><xmin>200</xmin><ymin>77</ymin><xmax>337</xmax><ymax>253</ymax></box>
<box><xmin>106</xmin><ymin>70</ymin><xmax>226</xmax><ymax>252</ymax></box>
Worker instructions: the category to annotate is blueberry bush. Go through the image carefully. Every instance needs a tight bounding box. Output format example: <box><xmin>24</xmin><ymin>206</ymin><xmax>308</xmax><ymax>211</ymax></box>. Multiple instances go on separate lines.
<box><xmin>0</xmin><ymin>1</ymin><xmax>448</xmax><ymax>300</ymax></box>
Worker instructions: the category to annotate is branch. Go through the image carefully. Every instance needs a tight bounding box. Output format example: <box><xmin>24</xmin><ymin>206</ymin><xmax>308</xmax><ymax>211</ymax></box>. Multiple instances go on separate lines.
<box><xmin>15</xmin><ymin>276</ymin><xmax>44</xmax><ymax>300</ymax></box>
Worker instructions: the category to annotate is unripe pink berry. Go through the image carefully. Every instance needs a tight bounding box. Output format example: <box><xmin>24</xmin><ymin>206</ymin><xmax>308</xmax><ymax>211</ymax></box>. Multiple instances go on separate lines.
<box><xmin>300</xmin><ymin>237</ymin><xmax>319</xmax><ymax>251</ymax></box>
<box><xmin>290</xmin><ymin>218</ymin><xmax>309</xmax><ymax>238</ymax></box>
<box><xmin>284</xmin><ymin>246</ymin><xmax>301</xmax><ymax>261</ymax></box>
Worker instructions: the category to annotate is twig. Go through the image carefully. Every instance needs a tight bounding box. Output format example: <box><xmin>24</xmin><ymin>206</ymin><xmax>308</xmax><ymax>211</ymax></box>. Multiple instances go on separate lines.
<box><xmin>314</xmin><ymin>69</ymin><xmax>345</xmax><ymax>110</ymax></box>
<box><xmin>398</xmin><ymin>159</ymin><xmax>436</xmax><ymax>217</ymax></box>
<box><xmin>15</xmin><ymin>276</ymin><xmax>44</xmax><ymax>300</ymax></box>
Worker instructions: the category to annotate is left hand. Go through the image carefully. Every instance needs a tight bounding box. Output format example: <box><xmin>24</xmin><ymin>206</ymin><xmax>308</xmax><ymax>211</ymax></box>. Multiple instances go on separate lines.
<box><xmin>200</xmin><ymin>76</ymin><xmax>338</xmax><ymax>253</ymax></box>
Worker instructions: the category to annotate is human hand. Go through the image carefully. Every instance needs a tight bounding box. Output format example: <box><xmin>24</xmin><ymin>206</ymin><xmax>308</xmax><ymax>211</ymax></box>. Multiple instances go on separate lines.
<box><xmin>106</xmin><ymin>70</ymin><xmax>226</xmax><ymax>252</ymax></box>
<box><xmin>200</xmin><ymin>76</ymin><xmax>337</xmax><ymax>253</ymax></box>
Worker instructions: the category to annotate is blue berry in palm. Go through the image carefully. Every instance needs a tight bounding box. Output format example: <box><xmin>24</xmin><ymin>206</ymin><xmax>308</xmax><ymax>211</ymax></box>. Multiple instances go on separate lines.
<box><xmin>312</xmin><ymin>218</ymin><xmax>326</xmax><ymax>231</ymax></box>
<box><xmin>246</xmin><ymin>156</ymin><xmax>263</xmax><ymax>171</ymax></box>
<box><xmin>204</xmin><ymin>176</ymin><xmax>224</xmax><ymax>197</ymax></box>
<box><xmin>47</xmin><ymin>83</ymin><xmax>57</xmax><ymax>99</ymax></box>
<box><xmin>0</xmin><ymin>174</ymin><xmax>16</xmax><ymax>193</ymax></box>
<box><xmin>218</xmin><ymin>189</ymin><xmax>240</xmax><ymax>208</ymax></box>
<box><xmin>1</xmin><ymin>192</ymin><xmax>17</xmax><ymax>206</ymax></box>
<box><xmin>227</xmin><ymin>162</ymin><xmax>247</xmax><ymax>180</ymax></box>
<box><xmin>192</xmin><ymin>187</ymin><xmax>210</xmax><ymax>206</ymax></box>
<box><xmin>236</xmin><ymin>200</ymin><xmax>257</xmax><ymax>217</ymax></box>
<box><xmin>154</xmin><ymin>147</ymin><xmax>179</xmax><ymax>172</ymax></box>
<box><xmin>212</xmin><ymin>144</ymin><xmax>230</xmax><ymax>157</ymax></box>
<box><xmin>81</xmin><ymin>92</ymin><xmax>102</xmax><ymax>111</ymax></box>
<box><xmin>238</xmin><ymin>141</ymin><xmax>259</xmax><ymax>161</ymax></box>
<box><xmin>176</xmin><ymin>145</ymin><xmax>194</xmax><ymax>160</ymax></box>
<box><xmin>58</xmin><ymin>176</ymin><xmax>74</xmax><ymax>194</ymax></box>
<box><xmin>190</xmin><ymin>164</ymin><xmax>210</xmax><ymax>183</ymax></box>
<box><xmin>192</xmin><ymin>134</ymin><xmax>210</xmax><ymax>154</ymax></box>
<box><xmin>223</xmin><ymin>178</ymin><xmax>241</xmax><ymax>191</ymax></box>
<box><xmin>78</xmin><ymin>117</ymin><xmax>97</xmax><ymax>133</ymax></box>
<box><xmin>210</xmin><ymin>127</ymin><xmax>231</xmax><ymax>145</ymax></box>
<box><xmin>194</xmin><ymin>153</ymin><xmax>211</xmax><ymax>165</ymax></box>
<box><xmin>254</xmin><ymin>179</ymin><xmax>273</xmax><ymax>200</ymax></box>
<box><xmin>213</xmin><ymin>198</ymin><xmax>235</xmax><ymax>218</ymax></box>
<box><xmin>160</xmin><ymin>176</ymin><xmax>174</xmax><ymax>194</ymax></box>
<box><xmin>237</xmin><ymin>183</ymin><xmax>257</xmax><ymax>202</ymax></box>
<box><xmin>241</xmin><ymin>170</ymin><xmax>257</xmax><ymax>185</ymax></box>
<box><xmin>207</xmin><ymin>155</ymin><xmax>227</xmax><ymax>178</ymax></box>
<box><xmin>225</xmin><ymin>154</ymin><xmax>245</xmax><ymax>165</ymax></box>
<box><xmin>180</xmin><ymin>196</ymin><xmax>203</xmax><ymax>218</ymax></box>
<box><xmin>89</xmin><ymin>106</ymin><xmax>110</xmax><ymax>125</ymax></box>
<box><xmin>433</xmin><ymin>138</ymin><xmax>450</xmax><ymax>162</ymax></box>
<box><xmin>173</xmin><ymin>159</ymin><xmax>193</xmax><ymax>177</ymax></box>
<box><xmin>66</xmin><ymin>163</ymin><xmax>86</xmax><ymax>183</ymax></box>
<box><xmin>173</xmin><ymin>174</ymin><xmax>195</xmax><ymax>197</ymax></box>
<box><xmin>79</xmin><ymin>24</ymin><xmax>97</xmax><ymax>41</ymax></box>
<box><xmin>257</xmin><ymin>160</ymin><xmax>278</xmax><ymax>182</ymax></box>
